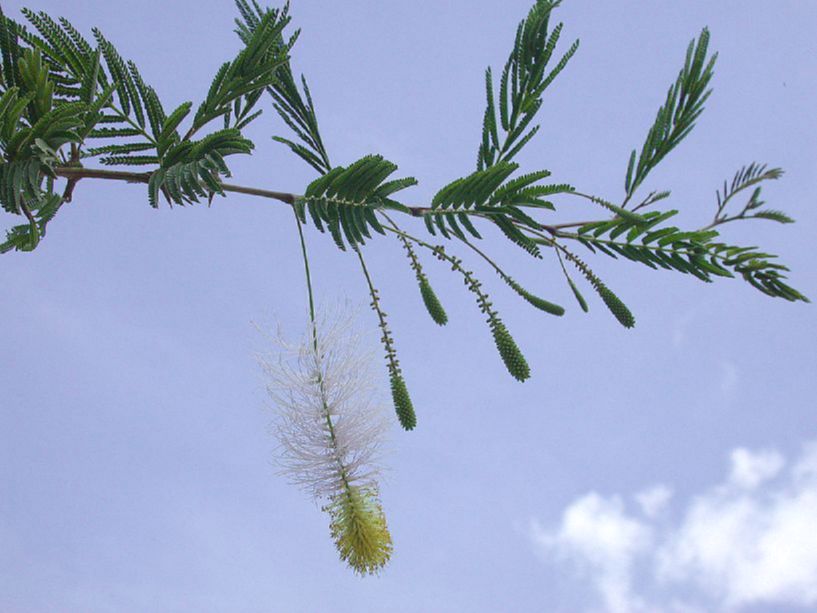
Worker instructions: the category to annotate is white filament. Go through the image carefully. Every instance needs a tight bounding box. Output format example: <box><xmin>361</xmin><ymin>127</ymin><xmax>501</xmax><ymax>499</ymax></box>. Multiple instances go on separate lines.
<box><xmin>257</xmin><ymin>309</ymin><xmax>389</xmax><ymax>501</ymax></box>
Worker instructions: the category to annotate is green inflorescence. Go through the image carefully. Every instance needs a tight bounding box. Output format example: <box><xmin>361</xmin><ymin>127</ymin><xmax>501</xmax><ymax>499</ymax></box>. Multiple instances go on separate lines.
<box><xmin>397</xmin><ymin>230</ymin><xmax>449</xmax><ymax>326</ymax></box>
<box><xmin>490</xmin><ymin>320</ymin><xmax>531</xmax><ymax>382</ymax></box>
<box><xmin>507</xmin><ymin>279</ymin><xmax>565</xmax><ymax>316</ymax></box>
<box><xmin>418</xmin><ymin>276</ymin><xmax>449</xmax><ymax>326</ymax></box>
<box><xmin>561</xmin><ymin>248</ymin><xmax>636</xmax><ymax>329</ymax></box>
<box><xmin>598</xmin><ymin>285</ymin><xmax>636</xmax><ymax>329</ymax></box>
<box><xmin>430</xmin><ymin>245</ymin><xmax>532</xmax><ymax>382</ymax></box>
<box><xmin>357</xmin><ymin>248</ymin><xmax>418</xmax><ymax>430</ymax></box>
<box><xmin>389</xmin><ymin>371</ymin><xmax>416</xmax><ymax>431</ymax></box>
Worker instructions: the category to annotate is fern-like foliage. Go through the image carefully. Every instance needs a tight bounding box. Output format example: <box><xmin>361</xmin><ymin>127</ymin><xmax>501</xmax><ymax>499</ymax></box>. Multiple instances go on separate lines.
<box><xmin>425</xmin><ymin>0</ymin><xmax>578</xmax><ymax>254</ymax></box>
<box><xmin>624</xmin><ymin>28</ymin><xmax>716</xmax><ymax>201</ymax></box>
<box><xmin>295</xmin><ymin>155</ymin><xmax>417</xmax><ymax>250</ymax></box>
<box><xmin>426</xmin><ymin>161</ymin><xmax>573</xmax><ymax>253</ymax></box>
<box><xmin>149</xmin><ymin>129</ymin><xmax>254</xmax><ymax>207</ymax></box>
<box><xmin>234</xmin><ymin>0</ymin><xmax>331</xmax><ymax>175</ymax></box>
<box><xmin>0</xmin><ymin>3</ymin><xmax>298</xmax><ymax>250</ymax></box>
<box><xmin>193</xmin><ymin>5</ymin><xmax>291</xmax><ymax>134</ymax></box>
<box><xmin>0</xmin><ymin>10</ymin><xmax>94</xmax><ymax>251</ymax></box>
<box><xmin>477</xmin><ymin>0</ymin><xmax>579</xmax><ymax>170</ymax></box>
<box><xmin>546</xmin><ymin>208</ymin><xmax>807</xmax><ymax>303</ymax></box>
<box><xmin>711</xmin><ymin>163</ymin><xmax>791</xmax><ymax>226</ymax></box>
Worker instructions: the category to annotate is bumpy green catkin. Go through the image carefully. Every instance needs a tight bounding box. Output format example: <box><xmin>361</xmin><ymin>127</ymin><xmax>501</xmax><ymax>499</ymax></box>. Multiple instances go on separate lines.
<box><xmin>390</xmin><ymin>371</ymin><xmax>417</xmax><ymax>430</ymax></box>
<box><xmin>419</xmin><ymin>276</ymin><xmax>449</xmax><ymax>325</ymax></box>
<box><xmin>598</xmin><ymin>285</ymin><xmax>636</xmax><ymax>328</ymax></box>
<box><xmin>490</xmin><ymin>320</ymin><xmax>531</xmax><ymax>382</ymax></box>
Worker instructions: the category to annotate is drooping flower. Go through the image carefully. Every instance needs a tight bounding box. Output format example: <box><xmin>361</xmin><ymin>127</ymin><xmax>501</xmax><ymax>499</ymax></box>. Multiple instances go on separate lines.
<box><xmin>258</xmin><ymin>309</ymin><xmax>393</xmax><ymax>575</ymax></box>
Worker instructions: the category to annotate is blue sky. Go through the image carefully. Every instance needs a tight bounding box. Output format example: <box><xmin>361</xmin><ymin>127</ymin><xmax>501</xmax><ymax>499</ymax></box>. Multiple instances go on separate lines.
<box><xmin>1</xmin><ymin>1</ymin><xmax>816</xmax><ymax>611</ymax></box>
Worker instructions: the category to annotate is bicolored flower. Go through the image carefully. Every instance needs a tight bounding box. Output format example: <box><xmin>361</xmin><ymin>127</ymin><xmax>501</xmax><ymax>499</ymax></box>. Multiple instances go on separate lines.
<box><xmin>258</xmin><ymin>309</ymin><xmax>393</xmax><ymax>575</ymax></box>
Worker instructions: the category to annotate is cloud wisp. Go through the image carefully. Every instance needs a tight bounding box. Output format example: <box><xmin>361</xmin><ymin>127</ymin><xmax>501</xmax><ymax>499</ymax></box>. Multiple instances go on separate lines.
<box><xmin>530</xmin><ymin>441</ymin><xmax>817</xmax><ymax>612</ymax></box>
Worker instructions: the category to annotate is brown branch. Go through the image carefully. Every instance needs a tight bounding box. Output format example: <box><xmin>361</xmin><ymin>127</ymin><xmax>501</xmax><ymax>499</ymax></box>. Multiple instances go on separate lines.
<box><xmin>61</xmin><ymin>145</ymin><xmax>81</xmax><ymax>202</ymax></box>
<box><xmin>52</xmin><ymin>166</ymin><xmax>591</xmax><ymax>233</ymax></box>
<box><xmin>55</xmin><ymin>165</ymin><xmax>297</xmax><ymax>205</ymax></box>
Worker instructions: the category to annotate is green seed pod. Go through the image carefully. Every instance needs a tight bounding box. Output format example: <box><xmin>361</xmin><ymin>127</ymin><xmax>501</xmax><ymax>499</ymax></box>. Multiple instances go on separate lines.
<box><xmin>491</xmin><ymin>320</ymin><xmax>531</xmax><ymax>382</ymax></box>
<box><xmin>419</xmin><ymin>276</ymin><xmax>449</xmax><ymax>325</ymax></box>
<box><xmin>390</xmin><ymin>371</ymin><xmax>417</xmax><ymax>430</ymax></box>
<box><xmin>567</xmin><ymin>277</ymin><xmax>589</xmax><ymax>313</ymax></box>
<box><xmin>327</xmin><ymin>486</ymin><xmax>393</xmax><ymax>576</ymax></box>
<box><xmin>598</xmin><ymin>285</ymin><xmax>636</xmax><ymax>328</ymax></box>
<box><xmin>509</xmin><ymin>280</ymin><xmax>565</xmax><ymax>316</ymax></box>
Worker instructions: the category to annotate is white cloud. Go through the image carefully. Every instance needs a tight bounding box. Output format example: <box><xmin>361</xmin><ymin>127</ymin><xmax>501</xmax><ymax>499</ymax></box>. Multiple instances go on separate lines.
<box><xmin>530</xmin><ymin>441</ymin><xmax>817</xmax><ymax>612</ymax></box>
<box><xmin>635</xmin><ymin>485</ymin><xmax>673</xmax><ymax>519</ymax></box>
<box><xmin>727</xmin><ymin>447</ymin><xmax>784</xmax><ymax>489</ymax></box>
<box><xmin>531</xmin><ymin>493</ymin><xmax>651</xmax><ymax>613</ymax></box>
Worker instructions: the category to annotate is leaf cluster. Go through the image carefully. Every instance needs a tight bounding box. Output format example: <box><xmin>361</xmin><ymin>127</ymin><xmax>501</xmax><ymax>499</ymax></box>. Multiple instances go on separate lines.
<box><xmin>552</xmin><ymin>207</ymin><xmax>806</xmax><ymax>303</ymax></box>
<box><xmin>0</xmin><ymin>1</ymin><xmax>295</xmax><ymax>245</ymax></box>
<box><xmin>477</xmin><ymin>0</ymin><xmax>579</xmax><ymax>171</ymax></box>
<box><xmin>711</xmin><ymin>162</ymin><xmax>792</xmax><ymax>226</ymax></box>
<box><xmin>624</xmin><ymin>28</ymin><xmax>716</xmax><ymax>200</ymax></box>
<box><xmin>295</xmin><ymin>154</ymin><xmax>417</xmax><ymax>250</ymax></box>
<box><xmin>235</xmin><ymin>0</ymin><xmax>331</xmax><ymax>175</ymax></box>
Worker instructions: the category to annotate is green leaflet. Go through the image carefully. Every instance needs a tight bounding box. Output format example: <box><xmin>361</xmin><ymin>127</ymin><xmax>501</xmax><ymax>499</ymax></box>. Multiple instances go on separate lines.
<box><xmin>752</xmin><ymin>210</ymin><xmax>794</xmax><ymax>224</ymax></box>
<box><xmin>711</xmin><ymin>163</ymin><xmax>793</xmax><ymax>227</ymax></box>
<box><xmin>477</xmin><ymin>0</ymin><xmax>579</xmax><ymax>170</ymax></box>
<box><xmin>0</xmin><ymin>192</ymin><xmax>63</xmax><ymax>254</ymax></box>
<box><xmin>428</xmin><ymin>161</ymin><xmax>570</xmax><ymax>243</ymax></box>
<box><xmin>299</xmin><ymin>155</ymin><xmax>416</xmax><ymax>250</ymax></box>
<box><xmin>147</xmin><ymin>129</ymin><xmax>253</xmax><ymax>206</ymax></box>
<box><xmin>492</xmin><ymin>214</ymin><xmax>542</xmax><ymax>258</ymax></box>
<box><xmin>564</xmin><ymin>195</ymin><xmax>805</xmax><ymax>303</ymax></box>
<box><xmin>193</xmin><ymin>6</ymin><xmax>290</xmax><ymax>132</ymax></box>
<box><xmin>625</xmin><ymin>29</ymin><xmax>716</xmax><ymax>198</ymax></box>
<box><xmin>433</xmin><ymin>162</ymin><xmax>518</xmax><ymax>210</ymax></box>
<box><xmin>235</xmin><ymin>0</ymin><xmax>331</xmax><ymax>175</ymax></box>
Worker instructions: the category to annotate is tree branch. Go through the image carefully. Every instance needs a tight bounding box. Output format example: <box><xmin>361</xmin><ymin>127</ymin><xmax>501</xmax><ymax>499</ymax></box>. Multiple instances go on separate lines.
<box><xmin>55</xmin><ymin>165</ymin><xmax>298</xmax><ymax>205</ymax></box>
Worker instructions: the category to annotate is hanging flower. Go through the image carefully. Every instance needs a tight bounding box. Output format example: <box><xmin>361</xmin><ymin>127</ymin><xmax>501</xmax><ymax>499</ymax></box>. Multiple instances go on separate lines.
<box><xmin>258</xmin><ymin>309</ymin><xmax>393</xmax><ymax>575</ymax></box>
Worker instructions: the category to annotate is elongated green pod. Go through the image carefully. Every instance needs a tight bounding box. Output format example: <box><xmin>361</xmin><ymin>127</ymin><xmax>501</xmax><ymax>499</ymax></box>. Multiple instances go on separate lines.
<box><xmin>397</xmin><ymin>229</ymin><xmax>449</xmax><ymax>326</ymax></box>
<box><xmin>419</xmin><ymin>276</ymin><xmax>449</xmax><ymax>325</ymax></box>
<box><xmin>598</xmin><ymin>284</ymin><xmax>635</xmax><ymax>328</ymax></box>
<box><xmin>562</xmin><ymin>248</ymin><xmax>635</xmax><ymax>328</ymax></box>
<box><xmin>390</xmin><ymin>371</ymin><xmax>416</xmax><ymax>430</ymax></box>
<box><xmin>508</xmin><ymin>279</ymin><xmax>564</xmax><ymax>316</ymax></box>
<box><xmin>491</xmin><ymin>320</ymin><xmax>531</xmax><ymax>382</ymax></box>
<box><xmin>567</xmin><ymin>276</ymin><xmax>589</xmax><ymax>312</ymax></box>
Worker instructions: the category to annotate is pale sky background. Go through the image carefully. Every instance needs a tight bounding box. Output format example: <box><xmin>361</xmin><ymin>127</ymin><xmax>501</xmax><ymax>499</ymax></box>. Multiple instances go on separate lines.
<box><xmin>1</xmin><ymin>1</ymin><xmax>816</xmax><ymax>612</ymax></box>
